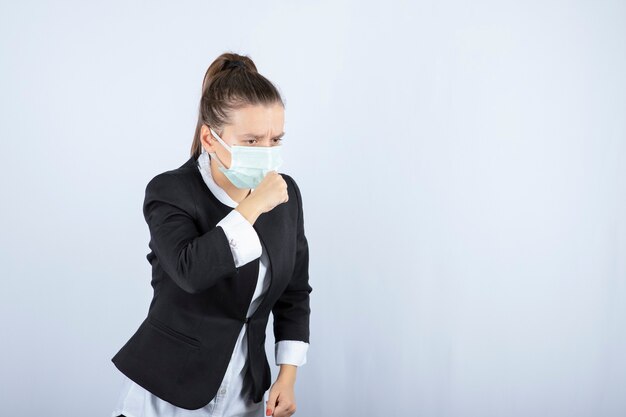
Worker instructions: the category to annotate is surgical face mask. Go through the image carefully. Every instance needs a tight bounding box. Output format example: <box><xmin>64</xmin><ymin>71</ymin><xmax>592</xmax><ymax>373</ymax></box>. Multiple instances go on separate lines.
<box><xmin>207</xmin><ymin>127</ymin><xmax>284</xmax><ymax>189</ymax></box>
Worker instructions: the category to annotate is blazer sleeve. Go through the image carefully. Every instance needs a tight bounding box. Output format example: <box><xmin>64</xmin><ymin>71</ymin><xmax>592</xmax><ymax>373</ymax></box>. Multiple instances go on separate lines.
<box><xmin>272</xmin><ymin>175</ymin><xmax>313</xmax><ymax>343</ymax></box>
<box><xmin>143</xmin><ymin>172</ymin><xmax>238</xmax><ymax>294</ymax></box>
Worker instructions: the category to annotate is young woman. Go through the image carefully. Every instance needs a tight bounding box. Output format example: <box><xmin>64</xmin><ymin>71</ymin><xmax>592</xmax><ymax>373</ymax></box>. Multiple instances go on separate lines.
<box><xmin>110</xmin><ymin>53</ymin><xmax>312</xmax><ymax>417</ymax></box>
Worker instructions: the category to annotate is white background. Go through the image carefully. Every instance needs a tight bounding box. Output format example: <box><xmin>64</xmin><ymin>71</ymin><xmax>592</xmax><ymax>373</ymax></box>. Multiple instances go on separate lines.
<box><xmin>1</xmin><ymin>1</ymin><xmax>625</xmax><ymax>416</ymax></box>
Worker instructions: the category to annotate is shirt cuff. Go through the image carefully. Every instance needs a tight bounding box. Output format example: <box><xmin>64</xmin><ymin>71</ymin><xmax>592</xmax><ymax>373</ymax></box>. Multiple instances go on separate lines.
<box><xmin>217</xmin><ymin>209</ymin><xmax>262</xmax><ymax>268</ymax></box>
<box><xmin>275</xmin><ymin>340</ymin><xmax>309</xmax><ymax>366</ymax></box>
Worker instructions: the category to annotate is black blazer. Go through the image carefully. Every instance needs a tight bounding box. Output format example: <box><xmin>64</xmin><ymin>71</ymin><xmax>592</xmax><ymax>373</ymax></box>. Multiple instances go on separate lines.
<box><xmin>111</xmin><ymin>155</ymin><xmax>312</xmax><ymax>409</ymax></box>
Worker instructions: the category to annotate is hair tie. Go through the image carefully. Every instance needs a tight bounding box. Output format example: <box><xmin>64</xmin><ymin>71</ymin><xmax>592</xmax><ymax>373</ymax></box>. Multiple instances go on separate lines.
<box><xmin>225</xmin><ymin>60</ymin><xmax>246</xmax><ymax>70</ymax></box>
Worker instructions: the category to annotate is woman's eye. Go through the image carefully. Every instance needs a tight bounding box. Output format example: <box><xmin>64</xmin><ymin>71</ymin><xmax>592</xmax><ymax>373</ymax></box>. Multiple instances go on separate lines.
<box><xmin>245</xmin><ymin>138</ymin><xmax>282</xmax><ymax>145</ymax></box>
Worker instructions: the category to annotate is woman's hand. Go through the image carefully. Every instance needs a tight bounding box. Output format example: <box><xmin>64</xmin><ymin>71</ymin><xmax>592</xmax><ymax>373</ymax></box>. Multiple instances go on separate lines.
<box><xmin>236</xmin><ymin>171</ymin><xmax>288</xmax><ymax>225</ymax></box>
<box><xmin>266</xmin><ymin>365</ymin><xmax>298</xmax><ymax>416</ymax></box>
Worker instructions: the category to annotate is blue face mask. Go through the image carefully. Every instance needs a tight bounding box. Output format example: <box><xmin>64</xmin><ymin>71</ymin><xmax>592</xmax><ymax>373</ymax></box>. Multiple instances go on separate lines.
<box><xmin>208</xmin><ymin>127</ymin><xmax>284</xmax><ymax>189</ymax></box>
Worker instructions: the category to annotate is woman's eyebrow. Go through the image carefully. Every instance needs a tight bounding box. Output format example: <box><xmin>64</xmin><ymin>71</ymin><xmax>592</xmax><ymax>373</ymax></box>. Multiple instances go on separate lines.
<box><xmin>239</xmin><ymin>131</ymin><xmax>285</xmax><ymax>139</ymax></box>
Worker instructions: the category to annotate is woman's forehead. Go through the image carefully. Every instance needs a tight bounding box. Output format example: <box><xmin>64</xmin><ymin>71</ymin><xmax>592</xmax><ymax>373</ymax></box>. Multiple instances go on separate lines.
<box><xmin>226</xmin><ymin>103</ymin><xmax>285</xmax><ymax>137</ymax></box>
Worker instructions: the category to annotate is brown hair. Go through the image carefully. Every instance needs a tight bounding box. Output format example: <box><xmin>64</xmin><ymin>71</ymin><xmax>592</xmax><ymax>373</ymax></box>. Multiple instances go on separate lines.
<box><xmin>190</xmin><ymin>52</ymin><xmax>285</xmax><ymax>159</ymax></box>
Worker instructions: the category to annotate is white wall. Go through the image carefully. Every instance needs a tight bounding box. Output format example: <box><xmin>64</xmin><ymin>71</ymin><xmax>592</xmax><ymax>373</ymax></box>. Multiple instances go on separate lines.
<box><xmin>1</xmin><ymin>0</ymin><xmax>624</xmax><ymax>416</ymax></box>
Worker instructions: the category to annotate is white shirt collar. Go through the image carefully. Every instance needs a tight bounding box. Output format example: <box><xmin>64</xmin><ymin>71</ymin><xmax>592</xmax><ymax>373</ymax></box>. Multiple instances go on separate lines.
<box><xmin>196</xmin><ymin>149</ymin><xmax>240</xmax><ymax>208</ymax></box>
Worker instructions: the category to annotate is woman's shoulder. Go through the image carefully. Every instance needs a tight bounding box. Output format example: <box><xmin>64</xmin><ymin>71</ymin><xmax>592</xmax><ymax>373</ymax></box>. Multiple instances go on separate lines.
<box><xmin>279</xmin><ymin>172</ymin><xmax>298</xmax><ymax>190</ymax></box>
<box><xmin>280</xmin><ymin>173</ymin><xmax>302</xmax><ymax>197</ymax></box>
<box><xmin>279</xmin><ymin>173</ymin><xmax>305</xmax><ymax>216</ymax></box>
<box><xmin>143</xmin><ymin>156</ymin><xmax>202</xmax><ymax>206</ymax></box>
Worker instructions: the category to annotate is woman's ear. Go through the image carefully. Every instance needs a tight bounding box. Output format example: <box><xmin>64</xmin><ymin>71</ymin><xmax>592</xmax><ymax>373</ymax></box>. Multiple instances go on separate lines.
<box><xmin>200</xmin><ymin>124</ymin><xmax>213</xmax><ymax>153</ymax></box>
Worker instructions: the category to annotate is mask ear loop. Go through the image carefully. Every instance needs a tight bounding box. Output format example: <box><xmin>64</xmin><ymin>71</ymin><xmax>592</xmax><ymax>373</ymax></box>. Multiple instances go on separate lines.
<box><xmin>207</xmin><ymin>127</ymin><xmax>231</xmax><ymax>170</ymax></box>
<box><xmin>209</xmin><ymin>128</ymin><xmax>232</xmax><ymax>153</ymax></box>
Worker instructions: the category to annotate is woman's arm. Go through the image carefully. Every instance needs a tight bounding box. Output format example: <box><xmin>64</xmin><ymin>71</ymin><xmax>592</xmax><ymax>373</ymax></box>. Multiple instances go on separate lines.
<box><xmin>277</xmin><ymin>364</ymin><xmax>297</xmax><ymax>383</ymax></box>
<box><xmin>143</xmin><ymin>172</ymin><xmax>239</xmax><ymax>294</ymax></box>
<box><xmin>216</xmin><ymin>209</ymin><xmax>262</xmax><ymax>267</ymax></box>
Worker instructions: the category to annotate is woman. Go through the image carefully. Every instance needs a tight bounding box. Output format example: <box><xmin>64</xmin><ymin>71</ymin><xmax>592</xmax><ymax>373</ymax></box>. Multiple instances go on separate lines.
<box><xmin>110</xmin><ymin>53</ymin><xmax>312</xmax><ymax>417</ymax></box>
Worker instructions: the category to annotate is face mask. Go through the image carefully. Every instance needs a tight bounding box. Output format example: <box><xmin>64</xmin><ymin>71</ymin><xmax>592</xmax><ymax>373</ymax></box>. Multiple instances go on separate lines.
<box><xmin>207</xmin><ymin>127</ymin><xmax>284</xmax><ymax>189</ymax></box>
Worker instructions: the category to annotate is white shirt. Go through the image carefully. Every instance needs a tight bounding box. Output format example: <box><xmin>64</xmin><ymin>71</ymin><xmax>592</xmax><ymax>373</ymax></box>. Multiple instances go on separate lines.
<box><xmin>111</xmin><ymin>150</ymin><xmax>309</xmax><ymax>417</ymax></box>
